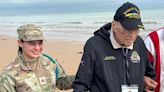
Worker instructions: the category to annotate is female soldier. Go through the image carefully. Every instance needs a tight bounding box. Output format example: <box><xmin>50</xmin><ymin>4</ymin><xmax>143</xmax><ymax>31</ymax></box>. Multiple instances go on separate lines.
<box><xmin>0</xmin><ymin>24</ymin><xmax>74</xmax><ymax>92</ymax></box>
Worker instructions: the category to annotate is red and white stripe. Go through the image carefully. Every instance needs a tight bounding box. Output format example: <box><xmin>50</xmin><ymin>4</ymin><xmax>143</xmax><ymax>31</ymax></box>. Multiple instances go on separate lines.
<box><xmin>144</xmin><ymin>28</ymin><xmax>164</xmax><ymax>92</ymax></box>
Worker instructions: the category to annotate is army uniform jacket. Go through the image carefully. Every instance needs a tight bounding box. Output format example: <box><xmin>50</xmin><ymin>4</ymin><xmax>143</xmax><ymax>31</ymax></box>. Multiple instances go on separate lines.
<box><xmin>0</xmin><ymin>54</ymin><xmax>74</xmax><ymax>92</ymax></box>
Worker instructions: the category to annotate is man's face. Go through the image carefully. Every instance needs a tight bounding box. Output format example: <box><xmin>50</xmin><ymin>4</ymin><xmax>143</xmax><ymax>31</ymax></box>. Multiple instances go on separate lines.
<box><xmin>18</xmin><ymin>40</ymin><xmax>43</xmax><ymax>60</ymax></box>
<box><xmin>112</xmin><ymin>21</ymin><xmax>140</xmax><ymax>47</ymax></box>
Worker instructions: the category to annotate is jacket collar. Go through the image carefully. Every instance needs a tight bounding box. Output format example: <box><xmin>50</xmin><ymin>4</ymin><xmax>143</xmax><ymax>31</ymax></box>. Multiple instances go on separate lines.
<box><xmin>18</xmin><ymin>53</ymin><xmax>40</xmax><ymax>71</ymax></box>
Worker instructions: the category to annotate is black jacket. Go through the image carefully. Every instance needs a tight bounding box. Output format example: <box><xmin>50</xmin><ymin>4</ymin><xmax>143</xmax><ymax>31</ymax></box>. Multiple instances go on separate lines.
<box><xmin>73</xmin><ymin>23</ymin><xmax>155</xmax><ymax>92</ymax></box>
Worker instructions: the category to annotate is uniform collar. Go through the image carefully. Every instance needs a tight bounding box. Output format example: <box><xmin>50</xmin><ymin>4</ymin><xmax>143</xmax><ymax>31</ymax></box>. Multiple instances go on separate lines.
<box><xmin>18</xmin><ymin>52</ymin><xmax>40</xmax><ymax>71</ymax></box>
<box><xmin>110</xmin><ymin>29</ymin><xmax>133</xmax><ymax>50</ymax></box>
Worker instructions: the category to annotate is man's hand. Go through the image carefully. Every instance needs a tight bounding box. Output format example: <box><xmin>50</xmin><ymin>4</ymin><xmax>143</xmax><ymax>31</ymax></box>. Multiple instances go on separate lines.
<box><xmin>144</xmin><ymin>76</ymin><xmax>157</xmax><ymax>92</ymax></box>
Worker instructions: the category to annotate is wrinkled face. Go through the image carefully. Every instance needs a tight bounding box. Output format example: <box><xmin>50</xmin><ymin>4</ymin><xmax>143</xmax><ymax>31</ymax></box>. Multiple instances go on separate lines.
<box><xmin>18</xmin><ymin>40</ymin><xmax>43</xmax><ymax>59</ymax></box>
<box><xmin>112</xmin><ymin>21</ymin><xmax>140</xmax><ymax>47</ymax></box>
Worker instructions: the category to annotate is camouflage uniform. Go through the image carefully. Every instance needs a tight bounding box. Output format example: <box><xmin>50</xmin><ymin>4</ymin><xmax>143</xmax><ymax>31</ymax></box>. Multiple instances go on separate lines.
<box><xmin>0</xmin><ymin>24</ymin><xmax>74</xmax><ymax>92</ymax></box>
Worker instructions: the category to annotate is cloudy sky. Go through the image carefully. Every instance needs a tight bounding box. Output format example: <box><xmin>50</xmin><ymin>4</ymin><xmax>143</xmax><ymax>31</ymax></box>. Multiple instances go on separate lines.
<box><xmin>0</xmin><ymin>0</ymin><xmax>163</xmax><ymax>16</ymax></box>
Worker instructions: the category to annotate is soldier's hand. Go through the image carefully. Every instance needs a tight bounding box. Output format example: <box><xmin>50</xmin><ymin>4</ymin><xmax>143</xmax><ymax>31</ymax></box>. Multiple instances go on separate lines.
<box><xmin>144</xmin><ymin>76</ymin><xmax>157</xmax><ymax>92</ymax></box>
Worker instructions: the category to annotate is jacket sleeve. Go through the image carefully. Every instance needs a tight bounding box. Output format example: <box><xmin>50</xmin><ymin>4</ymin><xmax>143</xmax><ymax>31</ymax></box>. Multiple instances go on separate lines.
<box><xmin>56</xmin><ymin>63</ymin><xmax>75</xmax><ymax>90</ymax></box>
<box><xmin>0</xmin><ymin>72</ymin><xmax>16</xmax><ymax>92</ymax></box>
<box><xmin>73</xmin><ymin>40</ymin><xmax>96</xmax><ymax>92</ymax></box>
<box><xmin>145</xmin><ymin>60</ymin><xmax>156</xmax><ymax>80</ymax></box>
<box><xmin>42</xmin><ymin>54</ymin><xmax>75</xmax><ymax>90</ymax></box>
<box><xmin>143</xmin><ymin>39</ymin><xmax>156</xmax><ymax>79</ymax></box>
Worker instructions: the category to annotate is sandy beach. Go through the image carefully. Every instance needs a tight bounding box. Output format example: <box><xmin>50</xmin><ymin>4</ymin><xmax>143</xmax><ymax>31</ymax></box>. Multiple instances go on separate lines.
<box><xmin>0</xmin><ymin>34</ymin><xmax>84</xmax><ymax>92</ymax></box>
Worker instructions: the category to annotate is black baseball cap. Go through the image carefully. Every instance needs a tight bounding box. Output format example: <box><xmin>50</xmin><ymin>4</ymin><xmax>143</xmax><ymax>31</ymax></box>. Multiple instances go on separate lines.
<box><xmin>114</xmin><ymin>2</ymin><xmax>144</xmax><ymax>30</ymax></box>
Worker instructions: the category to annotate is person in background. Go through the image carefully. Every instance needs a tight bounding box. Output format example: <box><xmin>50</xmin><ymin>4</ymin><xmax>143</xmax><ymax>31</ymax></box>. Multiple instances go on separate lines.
<box><xmin>144</xmin><ymin>27</ymin><xmax>164</xmax><ymax>92</ymax></box>
<box><xmin>73</xmin><ymin>2</ymin><xmax>157</xmax><ymax>92</ymax></box>
<box><xmin>0</xmin><ymin>24</ymin><xmax>74</xmax><ymax>92</ymax></box>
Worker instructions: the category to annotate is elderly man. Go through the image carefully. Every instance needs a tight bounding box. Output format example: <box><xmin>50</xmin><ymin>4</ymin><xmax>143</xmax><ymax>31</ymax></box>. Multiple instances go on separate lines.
<box><xmin>73</xmin><ymin>2</ymin><xmax>157</xmax><ymax>92</ymax></box>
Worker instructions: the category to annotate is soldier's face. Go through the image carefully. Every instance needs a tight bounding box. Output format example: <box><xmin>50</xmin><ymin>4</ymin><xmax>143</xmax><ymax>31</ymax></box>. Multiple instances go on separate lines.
<box><xmin>18</xmin><ymin>40</ymin><xmax>43</xmax><ymax>59</ymax></box>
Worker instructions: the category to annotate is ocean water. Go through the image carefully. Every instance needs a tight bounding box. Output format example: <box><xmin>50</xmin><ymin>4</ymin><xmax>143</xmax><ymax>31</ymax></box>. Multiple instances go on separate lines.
<box><xmin>0</xmin><ymin>8</ymin><xmax>163</xmax><ymax>42</ymax></box>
